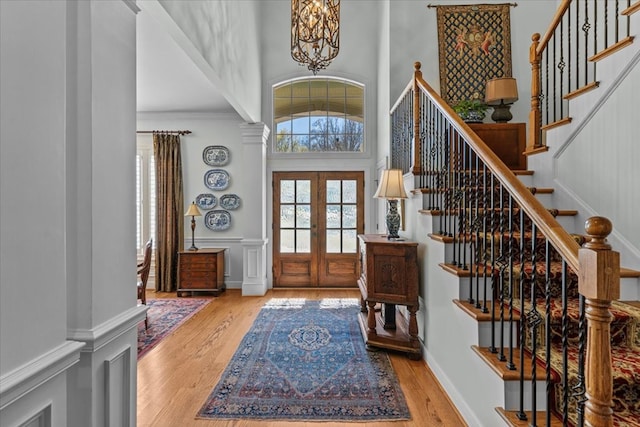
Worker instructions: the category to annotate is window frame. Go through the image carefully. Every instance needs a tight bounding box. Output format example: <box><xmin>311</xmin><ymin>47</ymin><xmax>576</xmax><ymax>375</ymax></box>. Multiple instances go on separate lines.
<box><xmin>271</xmin><ymin>76</ymin><xmax>366</xmax><ymax>157</ymax></box>
<box><xmin>136</xmin><ymin>137</ymin><xmax>156</xmax><ymax>257</ymax></box>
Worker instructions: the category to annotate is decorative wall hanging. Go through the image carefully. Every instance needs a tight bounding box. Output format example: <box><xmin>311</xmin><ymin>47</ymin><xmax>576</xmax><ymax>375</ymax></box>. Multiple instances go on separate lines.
<box><xmin>202</xmin><ymin>145</ymin><xmax>230</xmax><ymax>166</ymax></box>
<box><xmin>204</xmin><ymin>210</ymin><xmax>231</xmax><ymax>231</ymax></box>
<box><xmin>195</xmin><ymin>193</ymin><xmax>217</xmax><ymax>210</ymax></box>
<box><xmin>219</xmin><ymin>194</ymin><xmax>241</xmax><ymax>210</ymax></box>
<box><xmin>430</xmin><ymin>3</ymin><xmax>514</xmax><ymax>106</ymax></box>
<box><xmin>204</xmin><ymin>169</ymin><xmax>230</xmax><ymax>191</ymax></box>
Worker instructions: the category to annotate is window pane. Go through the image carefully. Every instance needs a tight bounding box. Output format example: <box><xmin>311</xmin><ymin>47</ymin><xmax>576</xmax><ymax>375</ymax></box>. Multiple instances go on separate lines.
<box><xmin>273</xmin><ymin>78</ymin><xmax>364</xmax><ymax>153</ymax></box>
<box><xmin>326</xmin><ymin>229</ymin><xmax>341</xmax><ymax>253</ymax></box>
<box><xmin>280</xmin><ymin>230</ymin><xmax>294</xmax><ymax>253</ymax></box>
<box><xmin>292</xmin><ymin>116</ymin><xmax>310</xmax><ymax>134</ymax></box>
<box><xmin>309</xmin><ymin>80</ymin><xmax>327</xmax><ymax>98</ymax></box>
<box><xmin>276</xmin><ymin>119</ymin><xmax>292</xmax><ymax>134</ymax></box>
<box><xmin>327</xmin><ymin>81</ymin><xmax>346</xmax><ymax>97</ymax></box>
<box><xmin>296</xmin><ymin>205</ymin><xmax>310</xmax><ymax>228</ymax></box>
<box><xmin>136</xmin><ymin>154</ymin><xmax>142</xmax><ymax>250</ymax></box>
<box><xmin>296</xmin><ymin>180</ymin><xmax>310</xmax><ymax>203</ymax></box>
<box><xmin>280</xmin><ymin>205</ymin><xmax>295</xmax><ymax>228</ymax></box>
<box><xmin>292</xmin><ymin>135</ymin><xmax>310</xmax><ymax>152</ymax></box>
<box><xmin>343</xmin><ymin>205</ymin><xmax>357</xmax><ymax>228</ymax></box>
<box><xmin>342</xmin><ymin>230</ymin><xmax>357</xmax><ymax>253</ymax></box>
<box><xmin>281</xmin><ymin>180</ymin><xmax>295</xmax><ymax>203</ymax></box>
<box><xmin>343</xmin><ymin>180</ymin><xmax>356</xmax><ymax>203</ymax></box>
<box><xmin>291</xmin><ymin>81</ymin><xmax>309</xmax><ymax>97</ymax></box>
<box><xmin>274</xmin><ymin>84</ymin><xmax>291</xmax><ymax>98</ymax></box>
<box><xmin>326</xmin><ymin>180</ymin><xmax>341</xmax><ymax>203</ymax></box>
<box><xmin>296</xmin><ymin>230</ymin><xmax>311</xmax><ymax>252</ymax></box>
<box><xmin>326</xmin><ymin>205</ymin><xmax>341</xmax><ymax>228</ymax></box>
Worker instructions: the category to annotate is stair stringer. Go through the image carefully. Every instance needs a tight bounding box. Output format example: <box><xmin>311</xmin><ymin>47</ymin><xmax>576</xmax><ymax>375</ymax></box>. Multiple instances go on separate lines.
<box><xmin>412</xmin><ymin>210</ymin><xmax>545</xmax><ymax>427</ymax></box>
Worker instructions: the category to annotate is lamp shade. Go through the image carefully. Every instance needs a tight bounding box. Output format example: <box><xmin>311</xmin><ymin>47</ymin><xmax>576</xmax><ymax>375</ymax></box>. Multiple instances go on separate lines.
<box><xmin>485</xmin><ymin>77</ymin><xmax>518</xmax><ymax>105</ymax></box>
<box><xmin>373</xmin><ymin>169</ymin><xmax>408</xmax><ymax>199</ymax></box>
<box><xmin>185</xmin><ymin>202</ymin><xmax>202</xmax><ymax>217</ymax></box>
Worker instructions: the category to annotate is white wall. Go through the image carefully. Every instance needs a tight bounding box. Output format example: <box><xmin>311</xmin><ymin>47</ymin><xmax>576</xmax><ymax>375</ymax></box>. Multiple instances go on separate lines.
<box><xmin>384</xmin><ymin>0</ymin><xmax>558</xmax><ymax>163</ymax></box>
<box><xmin>1</xmin><ymin>1</ymin><xmax>142</xmax><ymax>426</ymax></box>
<box><xmin>154</xmin><ymin>0</ymin><xmax>262</xmax><ymax>122</ymax></box>
<box><xmin>137</xmin><ymin>113</ymin><xmax>250</xmax><ymax>289</ymax></box>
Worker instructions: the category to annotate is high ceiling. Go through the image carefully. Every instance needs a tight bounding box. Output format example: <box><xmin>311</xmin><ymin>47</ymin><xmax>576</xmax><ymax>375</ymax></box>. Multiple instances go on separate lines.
<box><xmin>136</xmin><ymin>7</ymin><xmax>234</xmax><ymax>114</ymax></box>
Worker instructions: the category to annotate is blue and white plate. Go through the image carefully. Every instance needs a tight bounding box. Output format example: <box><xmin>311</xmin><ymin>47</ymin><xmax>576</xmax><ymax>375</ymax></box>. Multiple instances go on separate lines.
<box><xmin>204</xmin><ymin>169</ymin><xmax>230</xmax><ymax>191</ymax></box>
<box><xmin>219</xmin><ymin>194</ymin><xmax>241</xmax><ymax>210</ymax></box>
<box><xmin>195</xmin><ymin>193</ymin><xmax>217</xmax><ymax>210</ymax></box>
<box><xmin>202</xmin><ymin>145</ymin><xmax>230</xmax><ymax>166</ymax></box>
<box><xmin>204</xmin><ymin>210</ymin><xmax>231</xmax><ymax>231</ymax></box>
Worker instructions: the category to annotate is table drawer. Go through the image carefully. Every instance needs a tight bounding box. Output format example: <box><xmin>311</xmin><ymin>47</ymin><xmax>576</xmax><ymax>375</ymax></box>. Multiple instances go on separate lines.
<box><xmin>180</xmin><ymin>270</ymin><xmax>214</xmax><ymax>280</ymax></box>
<box><xmin>180</xmin><ymin>257</ymin><xmax>217</xmax><ymax>270</ymax></box>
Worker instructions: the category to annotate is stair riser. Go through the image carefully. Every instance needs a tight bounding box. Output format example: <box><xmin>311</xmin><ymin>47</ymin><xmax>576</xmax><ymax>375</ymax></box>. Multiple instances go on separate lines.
<box><xmin>504</xmin><ymin>380</ymin><xmax>549</xmax><ymax>412</ymax></box>
<box><xmin>457</xmin><ymin>278</ymin><xmax>495</xmax><ymax>303</ymax></box>
<box><xmin>477</xmin><ymin>321</ymin><xmax>518</xmax><ymax>348</ymax></box>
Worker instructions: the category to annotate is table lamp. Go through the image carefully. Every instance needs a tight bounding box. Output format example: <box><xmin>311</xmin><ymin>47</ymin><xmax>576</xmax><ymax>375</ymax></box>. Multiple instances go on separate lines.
<box><xmin>185</xmin><ymin>202</ymin><xmax>202</xmax><ymax>251</ymax></box>
<box><xmin>485</xmin><ymin>77</ymin><xmax>518</xmax><ymax>123</ymax></box>
<box><xmin>373</xmin><ymin>169</ymin><xmax>408</xmax><ymax>239</ymax></box>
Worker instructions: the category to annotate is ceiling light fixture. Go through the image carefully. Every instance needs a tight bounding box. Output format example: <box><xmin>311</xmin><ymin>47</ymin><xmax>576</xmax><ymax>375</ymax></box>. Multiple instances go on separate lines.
<box><xmin>291</xmin><ymin>0</ymin><xmax>340</xmax><ymax>75</ymax></box>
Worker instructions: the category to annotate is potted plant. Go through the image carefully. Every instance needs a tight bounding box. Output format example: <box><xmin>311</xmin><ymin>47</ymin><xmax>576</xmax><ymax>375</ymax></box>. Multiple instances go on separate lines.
<box><xmin>452</xmin><ymin>99</ymin><xmax>488</xmax><ymax>123</ymax></box>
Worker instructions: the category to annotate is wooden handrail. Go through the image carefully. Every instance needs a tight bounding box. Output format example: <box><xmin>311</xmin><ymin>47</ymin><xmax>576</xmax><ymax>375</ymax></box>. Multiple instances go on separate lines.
<box><xmin>412</xmin><ymin>63</ymin><xmax>580</xmax><ymax>270</ymax></box>
<box><xmin>536</xmin><ymin>0</ymin><xmax>572</xmax><ymax>55</ymax></box>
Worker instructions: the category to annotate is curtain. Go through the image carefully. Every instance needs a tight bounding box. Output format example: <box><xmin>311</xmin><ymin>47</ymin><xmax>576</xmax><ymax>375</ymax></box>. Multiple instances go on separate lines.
<box><xmin>153</xmin><ymin>133</ymin><xmax>184</xmax><ymax>292</ymax></box>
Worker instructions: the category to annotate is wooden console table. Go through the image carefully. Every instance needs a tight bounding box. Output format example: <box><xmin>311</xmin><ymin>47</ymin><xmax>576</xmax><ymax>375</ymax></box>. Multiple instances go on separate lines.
<box><xmin>468</xmin><ymin>122</ymin><xmax>527</xmax><ymax>170</ymax></box>
<box><xmin>356</xmin><ymin>234</ymin><xmax>421</xmax><ymax>359</ymax></box>
<box><xmin>177</xmin><ymin>248</ymin><xmax>225</xmax><ymax>296</ymax></box>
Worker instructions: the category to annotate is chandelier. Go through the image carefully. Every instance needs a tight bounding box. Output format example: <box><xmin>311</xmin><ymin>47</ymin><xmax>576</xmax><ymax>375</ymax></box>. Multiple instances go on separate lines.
<box><xmin>291</xmin><ymin>0</ymin><xmax>340</xmax><ymax>75</ymax></box>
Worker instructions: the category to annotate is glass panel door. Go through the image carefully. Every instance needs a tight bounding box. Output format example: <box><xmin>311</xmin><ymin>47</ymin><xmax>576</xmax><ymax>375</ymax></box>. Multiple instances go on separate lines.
<box><xmin>273</xmin><ymin>171</ymin><xmax>364</xmax><ymax>287</ymax></box>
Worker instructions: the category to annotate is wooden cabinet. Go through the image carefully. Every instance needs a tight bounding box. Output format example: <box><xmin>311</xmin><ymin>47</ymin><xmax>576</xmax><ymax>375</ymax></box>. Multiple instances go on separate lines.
<box><xmin>468</xmin><ymin>122</ymin><xmax>527</xmax><ymax>170</ymax></box>
<box><xmin>356</xmin><ymin>234</ymin><xmax>421</xmax><ymax>359</ymax></box>
<box><xmin>178</xmin><ymin>248</ymin><xmax>225</xmax><ymax>296</ymax></box>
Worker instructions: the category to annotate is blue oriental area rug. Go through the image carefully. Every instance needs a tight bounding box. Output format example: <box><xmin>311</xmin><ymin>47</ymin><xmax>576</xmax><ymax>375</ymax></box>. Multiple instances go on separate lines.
<box><xmin>196</xmin><ymin>298</ymin><xmax>411</xmax><ymax>422</ymax></box>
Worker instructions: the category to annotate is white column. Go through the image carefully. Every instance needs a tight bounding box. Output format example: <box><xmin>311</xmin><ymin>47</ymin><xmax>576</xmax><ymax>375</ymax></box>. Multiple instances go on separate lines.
<box><xmin>239</xmin><ymin>123</ymin><xmax>270</xmax><ymax>295</ymax></box>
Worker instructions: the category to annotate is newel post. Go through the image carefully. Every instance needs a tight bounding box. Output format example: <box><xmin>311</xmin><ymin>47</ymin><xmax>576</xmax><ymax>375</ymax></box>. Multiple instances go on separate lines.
<box><xmin>578</xmin><ymin>217</ymin><xmax>620</xmax><ymax>427</ymax></box>
<box><xmin>412</xmin><ymin>61</ymin><xmax>422</xmax><ymax>176</ymax></box>
<box><xmin>528</xmin><ymin>33</ymin><xmax>542</xmax><ymax>152</ymax></box>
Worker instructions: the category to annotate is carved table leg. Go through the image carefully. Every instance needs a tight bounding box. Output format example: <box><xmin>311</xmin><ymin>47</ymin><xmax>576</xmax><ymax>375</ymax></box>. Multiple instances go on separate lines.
<box><xmin>367</xmin><ymin>300</ymin><xmax>377</xmax><ymax>335</ymax></box>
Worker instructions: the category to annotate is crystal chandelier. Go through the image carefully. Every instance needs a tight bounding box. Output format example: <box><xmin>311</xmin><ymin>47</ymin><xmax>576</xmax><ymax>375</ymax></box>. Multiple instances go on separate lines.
<box><xmin>291</xmin><ymin>0</ymin><xmax>340</xmax><ymax>75</ymax></box>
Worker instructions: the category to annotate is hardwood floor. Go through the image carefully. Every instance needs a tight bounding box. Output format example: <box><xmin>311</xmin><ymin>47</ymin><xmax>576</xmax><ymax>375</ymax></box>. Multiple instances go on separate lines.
<box><xmin>137</xmin><ymin>289</ymin><xmax>467</xmax><ymax>427</ymax></box>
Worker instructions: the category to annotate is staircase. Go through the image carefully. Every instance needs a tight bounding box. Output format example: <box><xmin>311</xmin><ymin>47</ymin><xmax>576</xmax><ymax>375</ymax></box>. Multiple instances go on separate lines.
<box><xmin>417</xmin><ymin>175</ymin><xmax>640</xmax><ymax>426</ymax></box>
<box><xmin>387</xmin><ymin>2</ymin><xmax>640</xmax><ymax>425</ymax></box>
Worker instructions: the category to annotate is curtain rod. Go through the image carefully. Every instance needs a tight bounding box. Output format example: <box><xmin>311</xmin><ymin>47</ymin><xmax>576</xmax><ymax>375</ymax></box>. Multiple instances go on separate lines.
<box><xmin>136</xmin><ymin>130</ymin><xmax>192</xmax><ymax>136</ymax></box>
<box><xmin>427</xmin><ymin>2</ymin><xmax>516</xmax><ymax>7</ymax></box>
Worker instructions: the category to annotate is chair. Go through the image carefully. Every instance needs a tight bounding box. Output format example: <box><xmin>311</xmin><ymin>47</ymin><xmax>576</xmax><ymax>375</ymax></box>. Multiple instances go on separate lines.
<box><xmin>137</xmin><ymin>238</ymin><xmax>153</xmax><ymax>329</ymax></box>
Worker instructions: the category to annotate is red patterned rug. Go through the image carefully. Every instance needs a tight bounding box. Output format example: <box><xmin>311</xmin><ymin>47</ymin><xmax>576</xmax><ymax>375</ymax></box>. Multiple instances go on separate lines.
<box><xmin>137</xmin><ymin>298</ymin><xmax>211</xmax><ymax>359</ymax></box>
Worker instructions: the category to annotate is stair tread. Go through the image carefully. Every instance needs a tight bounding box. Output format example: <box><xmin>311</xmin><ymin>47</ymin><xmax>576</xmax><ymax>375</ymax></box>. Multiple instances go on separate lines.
<box><xmin>453</xmin><ymin>299</ymin><xmax>520</xmax><ymax>322</ymax></box>
<box><xmin>496</xmin><ymin>408</ymin><xmax>564</xmax><ymax>427</ymax></box>
<box><xmin>471</xmin><ymin>345</ymin><xmax>548</xmax><ymax>381</ymax></box>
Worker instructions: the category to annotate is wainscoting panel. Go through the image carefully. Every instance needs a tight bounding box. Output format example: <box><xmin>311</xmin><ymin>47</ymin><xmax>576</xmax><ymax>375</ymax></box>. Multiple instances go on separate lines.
<box><xmin>104</xmin><ymin>347</ymin><xmax>131</xmax><ymax>427</ymax></box>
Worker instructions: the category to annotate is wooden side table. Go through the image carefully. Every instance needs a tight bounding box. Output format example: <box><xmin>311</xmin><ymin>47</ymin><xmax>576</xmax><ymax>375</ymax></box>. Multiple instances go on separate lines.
<box><xmin>468</xmin><ymin>122</ymin><xmax>527</xmax><ymax>170</ymax></box>
<box><xmin>356</xmin><ymin>234</ymin><xmax>421</xmax><ymax>359</ymax></box>
<box><xmin>177</xmin><ymin>248</ymin><xmax>225</xmax><ymax>296</ymax></box>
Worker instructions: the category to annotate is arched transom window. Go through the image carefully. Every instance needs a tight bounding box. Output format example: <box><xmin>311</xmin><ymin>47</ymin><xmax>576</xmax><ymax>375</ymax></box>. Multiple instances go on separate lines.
<box><xmin>273</xmin><ymin>78</ymin><xmax>364</xmax><ymax>153</ymax></box>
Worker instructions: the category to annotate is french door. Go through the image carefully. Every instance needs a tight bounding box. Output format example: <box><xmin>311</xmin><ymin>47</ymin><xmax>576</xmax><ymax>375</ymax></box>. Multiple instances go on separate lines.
<box><xmin>273</xmin><ymin>171</ymin><xmax>364</xmax><ymax>287</ymax></box>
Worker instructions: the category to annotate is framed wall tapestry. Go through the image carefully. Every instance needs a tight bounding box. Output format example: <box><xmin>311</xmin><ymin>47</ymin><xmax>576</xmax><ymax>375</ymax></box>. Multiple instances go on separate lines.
<box><xmin>431</xmin><ymin>3</ymin><xmax>514</xmax><ymax>106</ymax></box>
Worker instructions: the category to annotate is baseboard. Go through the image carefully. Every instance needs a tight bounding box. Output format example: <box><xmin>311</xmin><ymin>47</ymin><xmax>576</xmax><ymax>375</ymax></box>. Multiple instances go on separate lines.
<box><xmin>423</xmin><ymin>347</ymin><xmax>482</xmax><ymax>427</ymax></box>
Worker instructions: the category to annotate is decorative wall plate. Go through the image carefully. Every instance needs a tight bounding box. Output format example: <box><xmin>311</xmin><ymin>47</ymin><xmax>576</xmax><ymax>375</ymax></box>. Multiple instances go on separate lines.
<box><xmin>204</xmin><ymin>169</ymin><xmax>230</xmax><ymax>190</ymax></box>
<box><xmin>204</xmin><ymin>210</ymin><xmax>231</xmax><ymax>231</ymax></box>
<box><xmin>219</xmin><ymin>194</ymin><xmax>241</xmax><ymax>210</ymax></box>
<box><xmin>195</xmin><ymin>193</ymin><xmax>217</xmax><ymax>210</ymax></box>
<box><xmin>202</xmin><ymin>145</ymin><xmax>230</xmax><ymax>166</ymax></box>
